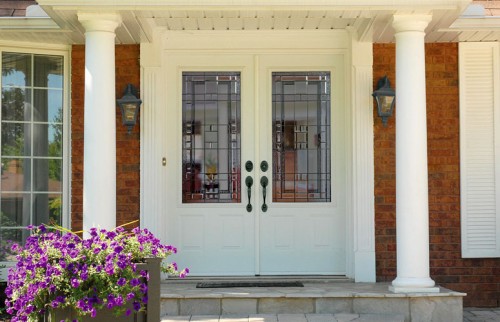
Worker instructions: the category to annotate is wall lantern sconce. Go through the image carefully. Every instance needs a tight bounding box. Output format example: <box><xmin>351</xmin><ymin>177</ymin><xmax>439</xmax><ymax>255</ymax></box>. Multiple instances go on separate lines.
<box><xmin>116</xmin><ymin>84</ymin><xmax>142</xmax><ymax>134</ymax></box>
<box><xmin>372</xmin><ymin>76</ymin><xmax>395</xmax><ymax>127</ymax></box>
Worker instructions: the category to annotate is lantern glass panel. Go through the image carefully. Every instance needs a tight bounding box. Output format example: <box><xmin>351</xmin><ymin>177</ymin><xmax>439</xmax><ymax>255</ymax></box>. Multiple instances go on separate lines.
<box><xmin>379</xmin><ymin>96</ymin><xmax>394</xmax><ymax>115</ymax></box>
<box><xmin>123</xmin><ymin>103</ymin><xmax>136</xmax><ymax>123</ymax></box>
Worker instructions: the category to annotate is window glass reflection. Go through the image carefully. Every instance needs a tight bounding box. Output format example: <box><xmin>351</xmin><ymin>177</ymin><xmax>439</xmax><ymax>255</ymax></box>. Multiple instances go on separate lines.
<box><xmin>1</xmin><ymin>53</ymin><xmax>31</xmax><ymax>87</ymax></box>
<box><xmin>0</xmin><ymin>193</ymin><xmax>30</xmax><ymax>227</ymax></box>
<box><xmin>34</xmin><ymin>55</ymin><xmax>63</xmax><ymax>88</ymax></box>
<box><xmin>33</xmin><ymin>159</ymin><xmax>62</xmax><ymax>192</ymax></box>
<box><xmin>0</xmin><ymin>52</ymin><xmax>64</xmax><ymax>251</ymax></box>
<box><xmin>33</xmin><ymin>89</ymin><xmax>63</xmax><ymax>123</ymax></box>
<box><xmin>1</xmin><ymin>158</ymin><xmax>31</xmax><ymax>191</ymax></box>
<box><xmin>1</xmin><ymin>88</ymin><xmax>31</xmax><ymax>121</ymax></box>
<box><xmin>34</xmin><ymin>193</ymin><xmax>62</xmax><ymax>226</ymax></box>
<box><xmin>32</xmin><ymin>124</ymin><xmax>62</xmax><ymax>157</ymax></box>
<box><xmin>1</xmin><ymin>123</ymin><xmax>30</xmax><ymax>156</ymax></box>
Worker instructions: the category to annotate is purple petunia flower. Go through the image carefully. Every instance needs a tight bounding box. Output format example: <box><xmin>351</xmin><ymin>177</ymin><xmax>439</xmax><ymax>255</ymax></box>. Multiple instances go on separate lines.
<box><xmin>117</xmin><ymin>277</ymin><xmax>127</xmax><ymax>286</ymax></box>
<box><xmin>114</xmin><ymin>296</ymin><xmax>124</xmax><ymax>307</ymax></box>
<box><xmin>126</xmin><ymin>292</ymin><xmax>135</xmax><ymax>301</ymax></box>
<box><xmin>139</xmin><ymin>283</ymin><xmax>148</xmax><ymax>294</ymax></box>
<box><xmin>130</xmin><ymin>278</ymin><xmax>140</xmax><ymax>287</ymax></box>
<box><xmin>71</xmin><ymin>278</ymin><xmax>80</xmax><ymax>288</ymax></box>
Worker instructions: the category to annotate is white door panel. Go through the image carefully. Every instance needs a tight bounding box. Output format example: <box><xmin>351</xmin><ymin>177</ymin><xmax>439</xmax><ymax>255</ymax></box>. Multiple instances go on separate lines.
<box><xmin>164</xmin><ymin>55</ymin><xmax>256</xmax><ymax>275</ymax></box>
<box><xmin>257</xmin><ymin>54</ymin><xmax>346</xmax><ymax>274</ymax></box>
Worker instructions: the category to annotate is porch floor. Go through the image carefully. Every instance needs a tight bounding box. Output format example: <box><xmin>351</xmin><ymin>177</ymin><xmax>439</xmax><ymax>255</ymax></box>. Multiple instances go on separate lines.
<box><xmin>159</xmin><ymin>279</ymin><xmax>466</xmax><ymax>321</ymax></box>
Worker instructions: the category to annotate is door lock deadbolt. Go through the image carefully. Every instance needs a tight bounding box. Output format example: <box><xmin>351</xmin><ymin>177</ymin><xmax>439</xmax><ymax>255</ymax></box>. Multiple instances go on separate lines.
<box><xmin>260</xmin><ymin>160</ymin><xmax>268</xmax><ymax>172</ymax></box>
<box><xmin>245</xmin><ymin>160</ymin><xmax>254</xmax><ymax>172</ymax></box>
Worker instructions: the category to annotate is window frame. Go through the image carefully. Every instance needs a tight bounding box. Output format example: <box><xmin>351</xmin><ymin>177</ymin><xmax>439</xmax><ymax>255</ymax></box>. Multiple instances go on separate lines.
<box><xmin>0</xmin><ymin>45</ymin><xmax>70</xmax><ymax>267</ymax></box>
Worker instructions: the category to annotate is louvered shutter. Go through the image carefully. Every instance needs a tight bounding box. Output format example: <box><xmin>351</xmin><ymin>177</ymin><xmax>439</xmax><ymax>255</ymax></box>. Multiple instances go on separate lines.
<box><xmin>459</xmin><ymin>42</ymin><xmax>500</xmax><ymax>258</ymax></box>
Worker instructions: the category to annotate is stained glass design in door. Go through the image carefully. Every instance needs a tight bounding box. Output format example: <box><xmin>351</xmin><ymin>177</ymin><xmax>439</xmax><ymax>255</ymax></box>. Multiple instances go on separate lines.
<box><xmin>272</xmin><ymin>72</ymin><xmax>331</xmax><ymax>203</ymax></box>
<box><xmin>182</xmin><ymin>72</ymin><xmax>241</xmax><ymax>203</ymax></box>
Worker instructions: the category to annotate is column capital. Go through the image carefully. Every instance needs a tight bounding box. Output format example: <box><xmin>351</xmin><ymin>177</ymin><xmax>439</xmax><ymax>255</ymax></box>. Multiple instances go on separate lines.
<box><xmin>391</xmin><ymin>14</ymin><xmax>432</xmax><ymax>33</ymax></box>
<box><xmin>78</xmin><ymin>12</ymin><xmax>121</xmax><ymax>33</ymax></box>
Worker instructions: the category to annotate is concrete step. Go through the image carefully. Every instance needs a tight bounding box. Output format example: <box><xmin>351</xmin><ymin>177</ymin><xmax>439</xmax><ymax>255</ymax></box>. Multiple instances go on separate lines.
<box><xmin>160</xmin><ymin>313</ymin><xmax>406</xmax><ymax>322</ymax></box>
<box><xmin>160</xmin><ymin>281</ymin><xmax>465</xmax><ymax>321</ymax></box>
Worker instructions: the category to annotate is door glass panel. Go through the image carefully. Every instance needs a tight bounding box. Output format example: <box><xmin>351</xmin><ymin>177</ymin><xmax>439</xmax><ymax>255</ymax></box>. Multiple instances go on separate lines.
<box><xmin>182</xmin><ymin>72</ymin><xmax>241</xmax><ymax>203</ymax></box>
<box><xmin>272</xmin><ymin>72</ymin><xmax>331</xmax><ymax>202</ymax></box>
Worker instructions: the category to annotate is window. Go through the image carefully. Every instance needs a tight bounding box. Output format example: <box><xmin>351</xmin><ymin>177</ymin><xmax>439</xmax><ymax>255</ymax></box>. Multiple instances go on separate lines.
<box><xmin>459</xmin><ymin>42</ymin><xmax>500</xmax><ymax>258</ymax></box>
<box><xmin>0</xmin><ymin>51</ymin><xmax>67</xmax><ymax>262</ymax></box>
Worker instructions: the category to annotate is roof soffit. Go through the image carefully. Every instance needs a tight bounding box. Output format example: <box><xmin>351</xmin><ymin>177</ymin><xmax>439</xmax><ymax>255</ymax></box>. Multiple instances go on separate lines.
<box><xmin>0</xmin><ymin>0</ymin><xmax>483</xmax><ymax>44</ymax></box>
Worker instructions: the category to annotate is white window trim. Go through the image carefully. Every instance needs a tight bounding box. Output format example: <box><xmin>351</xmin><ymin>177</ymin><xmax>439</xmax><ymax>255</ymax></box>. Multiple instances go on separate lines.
<box><xmin>0</xmin><ymin>44</ymin><xmax>71</xmax><ymax>278</ymax></box>
<box><xmin>459</xmin><ymin>42</ymin><xmax>500</xmax><ymax>258</ymax></box>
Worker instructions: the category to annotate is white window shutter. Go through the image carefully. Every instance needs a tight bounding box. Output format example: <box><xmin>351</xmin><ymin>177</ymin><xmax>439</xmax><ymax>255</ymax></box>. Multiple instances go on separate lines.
<box><xmin>459</xmin><ymin>42</ymin><xmax>500</xmax><ymax>258</ymax></box>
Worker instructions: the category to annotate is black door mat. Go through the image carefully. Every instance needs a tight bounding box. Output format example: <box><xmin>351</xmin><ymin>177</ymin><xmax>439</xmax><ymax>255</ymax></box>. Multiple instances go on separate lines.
<box><xmin>196</xmin><ymin>281</ymin><xmax>304</xmax><ymax>288</ymax></box>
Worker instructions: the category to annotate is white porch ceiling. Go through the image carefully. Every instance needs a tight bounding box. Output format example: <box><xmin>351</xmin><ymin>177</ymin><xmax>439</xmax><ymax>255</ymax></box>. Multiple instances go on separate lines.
<box><xmin>1</xmin><ymin>1</ymin><xmax>500</xmax><ymax>45</ymax></box>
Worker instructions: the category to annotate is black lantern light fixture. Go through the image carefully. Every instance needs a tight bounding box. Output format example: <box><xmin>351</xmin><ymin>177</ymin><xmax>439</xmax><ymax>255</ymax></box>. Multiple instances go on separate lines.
<box><xmin>372</xmin><ymin>76</ymin><xmax>396</xmax><ymax>127</ymax></box>
<box><xmin>116</xmin><ymin>84</ymin><xmax>142</xmax><ymax>133</ymax></box>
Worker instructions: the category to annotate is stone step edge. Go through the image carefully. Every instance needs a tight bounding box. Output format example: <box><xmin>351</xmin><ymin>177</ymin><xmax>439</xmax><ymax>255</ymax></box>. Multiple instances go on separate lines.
<box><xmin>160</xmin><ymin>289</ymin><xmax>466</xmax><ymax>299</ymax></box>
<box><xmin>160</xmin><ymin>313</ymin><xmax>406</xmax><ymax>322</ymax></box>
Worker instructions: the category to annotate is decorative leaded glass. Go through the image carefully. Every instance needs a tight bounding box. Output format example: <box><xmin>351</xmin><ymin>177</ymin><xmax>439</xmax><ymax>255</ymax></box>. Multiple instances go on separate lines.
<box><xmin>182</xmin><ymin>72</ymin><xmax>241</xmax><ymax>203</ymax></box>
<box><xmin>272</xmin><ymin>72</ymin><xmax>331</xmax><ymax>202</ymax></box>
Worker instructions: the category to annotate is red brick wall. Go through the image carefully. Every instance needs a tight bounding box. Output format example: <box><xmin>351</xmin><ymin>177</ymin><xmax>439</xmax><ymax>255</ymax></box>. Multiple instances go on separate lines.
<box><xmin>374</xmin><ymin>43</ymin><xmax>500</xmax><ymax>307</ymax></box>
<box><xmin>71</xmin><ymin>45</ymin><xmax>141</xmax><ymax>232</ymax></box>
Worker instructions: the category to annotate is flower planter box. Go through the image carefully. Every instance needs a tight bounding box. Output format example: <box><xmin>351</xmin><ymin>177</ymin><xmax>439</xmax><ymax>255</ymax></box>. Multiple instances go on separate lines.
<box><xmin>45</xmin><ymin>258</ymin><xmax>161</xmax><ymax>322</ymax></box>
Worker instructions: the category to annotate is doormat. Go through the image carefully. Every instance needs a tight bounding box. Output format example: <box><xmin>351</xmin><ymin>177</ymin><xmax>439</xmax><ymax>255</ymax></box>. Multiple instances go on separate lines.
<box><xmin>196</xmin><ymin>281</ymin><xmax>304</xmax><ymax>288</ymax></box>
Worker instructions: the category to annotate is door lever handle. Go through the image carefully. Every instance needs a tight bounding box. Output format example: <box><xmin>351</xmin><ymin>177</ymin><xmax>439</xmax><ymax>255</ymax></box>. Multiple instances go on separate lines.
<box><xmin>260</xmin><ymin>176</ymin><xmax>268</xmax><ymax>212</ymax></box>
<box><xmin>245</xmin><ymin>176</ymin><xmax>253</xmax><ymax>212</ymax></box>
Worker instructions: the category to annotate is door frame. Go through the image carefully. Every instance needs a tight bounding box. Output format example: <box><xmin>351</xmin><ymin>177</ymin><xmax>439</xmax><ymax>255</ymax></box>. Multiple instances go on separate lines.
<box><xmin>140</xmin><ymin>29</ymin><xmax>376</xmax><ymax>282</ymax></box>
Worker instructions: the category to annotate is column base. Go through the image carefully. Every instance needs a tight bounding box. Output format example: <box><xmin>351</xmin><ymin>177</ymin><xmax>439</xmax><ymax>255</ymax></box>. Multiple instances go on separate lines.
<box><xmin>390</xmin><ymin>276</ymin><xmax>440</xmax><ymax>293</ymax></box>
<box><xmin>389</xmin><ymin>285</ymin><xmax>440</xmax><ymax>293</ymax></box>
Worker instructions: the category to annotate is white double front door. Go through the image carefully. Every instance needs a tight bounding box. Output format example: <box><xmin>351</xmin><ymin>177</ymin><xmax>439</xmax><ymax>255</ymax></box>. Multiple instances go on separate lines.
<box><xmin>164</xmin><ymin>53</ymin><xmax>346</xmax><ymax>275</ymax></box>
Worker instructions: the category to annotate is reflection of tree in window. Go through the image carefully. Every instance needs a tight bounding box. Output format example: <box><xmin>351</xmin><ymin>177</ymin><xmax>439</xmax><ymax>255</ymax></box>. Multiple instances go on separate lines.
<box><xmin>0</xmin><ymin>53</ymin><xmax>64</xmax><ymax>249</ymax></box>
<box><xmin>1</xmin><ymin>88</ymin><xmax>26</xmax><ymax>157</ymax></box>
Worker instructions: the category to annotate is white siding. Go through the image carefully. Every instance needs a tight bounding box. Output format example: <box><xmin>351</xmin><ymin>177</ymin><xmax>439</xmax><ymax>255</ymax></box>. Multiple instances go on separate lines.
<box><xmin>459</xmin><ymin>42</ymin><xmax>500</xmax><ymax>258</ymax></box>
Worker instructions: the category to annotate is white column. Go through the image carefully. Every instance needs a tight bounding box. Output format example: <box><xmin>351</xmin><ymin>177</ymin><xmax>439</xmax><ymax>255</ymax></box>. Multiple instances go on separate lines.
<box><xmin>390</xmin><ymin>15</ymin><xmax>439</xmax><ymax>293</ymax></box>
<box><xmin>78</xmin><ymin>13</ymin><xmax>121</xmax><ymax>233</ymax></box>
